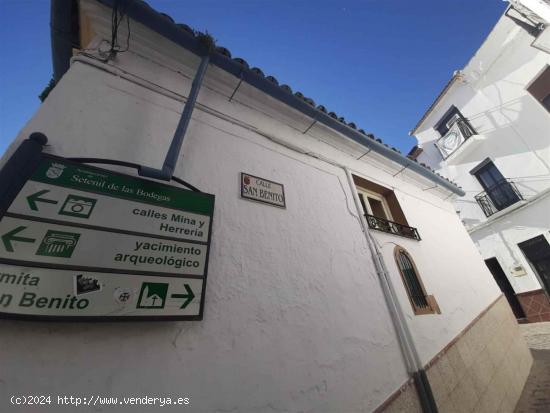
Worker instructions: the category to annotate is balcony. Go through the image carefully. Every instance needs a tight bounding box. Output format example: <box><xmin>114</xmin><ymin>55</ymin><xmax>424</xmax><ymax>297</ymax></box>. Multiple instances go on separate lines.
<box><xmin>365</xmin><ymin>214</ymin><xmax>421</xmax><ymax>240</ymax></box>
<box><xmin>474</xmin><ymin>179</ymin><xmax>523</xmax><ymax>218</ymax></box>
<box><xmin>436</xmin><ymin>118</ymin><xmax>476</xmax><ymax>159</ymax></box>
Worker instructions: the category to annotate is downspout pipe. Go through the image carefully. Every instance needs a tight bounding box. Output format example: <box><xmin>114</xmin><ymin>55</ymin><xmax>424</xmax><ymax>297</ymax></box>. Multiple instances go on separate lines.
<box><xmin>138</xmin><ymin>53</ymin><xmax>210</xmax><ymax>181</ymax></box>
<box><xmin>344</xmin><ymin>168</ymin><xmax>438</xmax><ymax>413</ymax></box>
<box><xmin>49</xmin><ymin>0</ymin><xmax>211</xmax><ymax>181</ymax></box>
<box><xmin>51</xmin><ymin>0</ymin><xmax>74</xmax><ymax>83</ymax></box>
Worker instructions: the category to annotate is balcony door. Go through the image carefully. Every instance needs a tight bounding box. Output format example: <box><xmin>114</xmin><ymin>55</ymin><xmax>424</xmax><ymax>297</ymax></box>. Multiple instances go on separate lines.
<box><xmin>473</xmin><ymin>161</ymin><xmax>520</xmax><ymax>211</ymax></box>
<box><xmin>484</xmin><ymin>258</ymin><xmax>525</xmax><ymax>320</ymax></box>
<box><xmin>356</xmin><ymin>187</ymin><xmax>393</xmax><ymax>221</ymax></box>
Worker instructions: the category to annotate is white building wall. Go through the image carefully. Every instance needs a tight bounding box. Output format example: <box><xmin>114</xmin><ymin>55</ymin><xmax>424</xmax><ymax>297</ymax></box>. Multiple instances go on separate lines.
<box><xmin>1</xmin><ymin>63</ymin><xmax>404</xmax><ymax>413</ymax></box>
<box><xmin>470</xmin><ymin>195</ymin><xmax>550</xmax><ymax>294</ymax></box>
<box><xmin>372</xmin><ymin>188</ymin><xmax>501</xmax><ymax>358</ymax></box>
<box><xmin>0</xmin><ymin>4</ymin><xmax>502</xmax><ymax>411</ymax></box>
<box><xmin>414</xmin><ymin>10</ymin><xmax>550</xmax><ymax>297</ymax></box>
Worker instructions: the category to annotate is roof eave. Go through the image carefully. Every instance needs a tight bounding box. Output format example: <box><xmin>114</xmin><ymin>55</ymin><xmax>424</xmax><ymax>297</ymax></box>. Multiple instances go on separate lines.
<box><xmin>409</xmin><ymin>72</ymin><xmax>462</xmax><ymax>136</ymax></box>
<box><xmin>51</xmin><ymin>0</ymin><xmax>465</xmax><ymax>196</ymax></box>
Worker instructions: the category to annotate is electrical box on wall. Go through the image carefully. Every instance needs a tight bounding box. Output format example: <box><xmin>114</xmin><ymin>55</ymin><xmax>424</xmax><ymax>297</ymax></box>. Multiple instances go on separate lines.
<box><xmin>510</xmin><ymin>265</ymin><xmax>527</xmax><ymax>277</ymax></box>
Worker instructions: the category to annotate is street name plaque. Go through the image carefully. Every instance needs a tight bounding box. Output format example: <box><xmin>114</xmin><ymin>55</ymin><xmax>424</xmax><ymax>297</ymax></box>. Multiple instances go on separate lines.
<box><xmin>0</xmin><ymin>143</ymin><xmax>214</xmax><ymax>321</ymax></box>
<box><xmin>240</xmin><ymin>173</ymin><xmax>286</xmax><ymax>208</ymax></box>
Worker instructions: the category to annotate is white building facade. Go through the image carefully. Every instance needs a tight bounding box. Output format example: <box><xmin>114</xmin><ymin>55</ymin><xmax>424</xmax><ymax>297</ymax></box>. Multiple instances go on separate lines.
<box><xmin>412</xmin><ymin>0</ymin><xmax>550</xmax><ymax>324</ymax></box>
<box><xmin>0</xmin><ymin>1</ymin><xmax>533</xmax><ymax>412</ymax></box>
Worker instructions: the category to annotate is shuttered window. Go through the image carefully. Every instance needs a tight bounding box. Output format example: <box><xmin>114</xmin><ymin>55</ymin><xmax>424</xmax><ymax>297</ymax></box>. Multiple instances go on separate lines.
<box><xmin>394</xmin><ymin>247</ymin><xmax>439</xmax><ymax>315</ymax></box>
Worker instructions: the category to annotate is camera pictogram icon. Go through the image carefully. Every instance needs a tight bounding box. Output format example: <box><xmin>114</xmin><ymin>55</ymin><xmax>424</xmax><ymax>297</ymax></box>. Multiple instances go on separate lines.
<box><xmin>58</xmin><ymin>194</ymin><xmax>97</xmax><ymax>219</ymax></box>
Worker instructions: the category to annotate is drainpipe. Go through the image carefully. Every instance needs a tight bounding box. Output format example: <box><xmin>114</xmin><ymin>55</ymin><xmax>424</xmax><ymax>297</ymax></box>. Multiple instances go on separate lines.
<box><xmin>343</xmin><ymin>168</ymin><xmax>438</xmax><ymax>413</ymax></box>
<box><xmin>50</xmin><ymin>0</ymin><xmax>74</xmax><ymax>83</ymax></box>
<box><xmin>139</xmin><ymin>52</ymin><xmax>210</xmax><ymax>181</ymax></box>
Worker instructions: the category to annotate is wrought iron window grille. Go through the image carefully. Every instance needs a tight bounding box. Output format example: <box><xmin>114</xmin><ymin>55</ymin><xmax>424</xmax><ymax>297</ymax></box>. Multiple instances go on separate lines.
<box><xmin>396</xmin><ymin>250</ymin><xmax>430</xmax><ymax>310</ymax></box>
<box><xmin>393</xmin><ymin>246</ymin><xmax>438</xmax><ymax>315</ymax></box>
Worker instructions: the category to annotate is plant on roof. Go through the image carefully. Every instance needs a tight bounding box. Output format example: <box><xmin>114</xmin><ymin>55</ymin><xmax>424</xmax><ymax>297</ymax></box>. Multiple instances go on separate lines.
<box><xmin>195</xmin><ymin>31</ymin><xmax>216</xmax><ymax>54</ymax></box>
<box><xmin>38</xmin><ymin>78</ymin><xmax>56</xmax><ymax>103</ymax></box>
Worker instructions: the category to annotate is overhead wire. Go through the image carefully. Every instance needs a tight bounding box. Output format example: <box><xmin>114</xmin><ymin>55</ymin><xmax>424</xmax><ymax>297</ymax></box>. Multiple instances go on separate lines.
<box><xmin>108</xmin><ymin>3</ymin><xmax>131</xmax><ymax>58</ymax></box>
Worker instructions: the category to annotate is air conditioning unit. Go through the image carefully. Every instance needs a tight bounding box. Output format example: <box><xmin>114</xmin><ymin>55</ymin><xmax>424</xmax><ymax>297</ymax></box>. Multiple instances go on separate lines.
<box><xmin>510</xmin><ymin>265</ymin><xmax>527</xmax><ymax>277</ymax></box>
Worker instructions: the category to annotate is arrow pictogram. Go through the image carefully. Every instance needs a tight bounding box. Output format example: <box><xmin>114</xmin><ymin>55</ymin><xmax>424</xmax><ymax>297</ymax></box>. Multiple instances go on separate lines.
<box><xmin>2</xmin><ymin>226</ymin><xmax>36</xmax><ymax>252</ymax></box>
<box><xmin>171</xmin><ymin>284</ymin><xmax>195</xmax><ymax>309</ymax></box>
<box><xmin>26</xmin><ymin>189</ymin><xmax>58</xmax><ymax>211</ymax></box>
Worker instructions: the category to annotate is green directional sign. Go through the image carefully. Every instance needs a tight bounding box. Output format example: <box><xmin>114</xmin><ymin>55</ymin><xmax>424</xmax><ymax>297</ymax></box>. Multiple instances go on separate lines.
<box><xmin>0</xmin><ymin>150</ymin><xmax>214</xmax><ymax>321</ymax></box>
<box><xmin>0</xmin><ymin>263</ymin><xmax>203</xmax><ymax>318</ymax></box>
<box><xmin>31</xmin><ymin>158</ymin><xmax>214</xmax><ymax>215</ymax></box>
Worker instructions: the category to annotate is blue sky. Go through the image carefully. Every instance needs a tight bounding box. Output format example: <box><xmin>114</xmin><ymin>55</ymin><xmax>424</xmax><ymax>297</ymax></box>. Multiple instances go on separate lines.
<box><xmin>0</xmin><ymin>0</ymin><xmax>507</xmax><ymax>156</ymax></box>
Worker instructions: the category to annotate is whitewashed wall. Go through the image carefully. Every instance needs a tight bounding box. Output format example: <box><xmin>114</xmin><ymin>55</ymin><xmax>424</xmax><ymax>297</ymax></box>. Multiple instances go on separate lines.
<box><xmin>471</xmin><ymin>197</ymin><xmax>550</xmax><ymax>293</ymax></box>
<box><xmin>0</xmin><ymin>3</ymin><xmax>501</xmax><ymax>411</ymax></box>
<box><xmin>414</xmin><ymin>11</ymin><xmax>550</xmax><ymax>294</ymax></box>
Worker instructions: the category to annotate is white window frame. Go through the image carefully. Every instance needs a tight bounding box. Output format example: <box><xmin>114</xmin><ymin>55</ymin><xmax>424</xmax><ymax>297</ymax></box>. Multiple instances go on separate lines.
<box><xmin>356</xmin><ymin>186</ymin><xmax>393</xmax><ymax>221</ymax></box>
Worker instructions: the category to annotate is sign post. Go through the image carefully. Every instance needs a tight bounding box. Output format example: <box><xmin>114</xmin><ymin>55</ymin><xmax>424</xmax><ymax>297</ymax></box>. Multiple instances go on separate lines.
<box><xmin>0</xmin><ymin>137</ymin><xmax>214</xmax><ymax>321</ymax></box>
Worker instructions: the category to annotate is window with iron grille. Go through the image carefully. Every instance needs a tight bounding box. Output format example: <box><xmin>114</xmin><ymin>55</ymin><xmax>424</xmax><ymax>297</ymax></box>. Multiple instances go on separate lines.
<box><xmin>394</xmin><ymin>246</ymin><xmax>439</xmax><ymax>315</ymax></box>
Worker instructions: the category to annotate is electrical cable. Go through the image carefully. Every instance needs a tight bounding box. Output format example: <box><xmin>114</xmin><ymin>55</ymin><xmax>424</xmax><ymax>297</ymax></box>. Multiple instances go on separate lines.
<box><xmin>108</xmin><ymin>2</ymin><xmax>130</xmax><ymax>58</ymax></box>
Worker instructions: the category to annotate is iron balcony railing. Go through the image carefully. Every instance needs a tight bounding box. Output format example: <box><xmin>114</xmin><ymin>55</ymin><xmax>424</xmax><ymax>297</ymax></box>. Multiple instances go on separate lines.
<box><xmin>436</xmin><ymin>118</ymin><xmax>476</xmax><ymax>159</ymax></box>
<box><xmin>365</xmin><ymin>214</ymin><xmax>421</xmax><ymax>241</ymax></box>
<box><xmin>474</xmin><ymin>179</ymin><xmax>523</xmax><ymax>218</ymax></box>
